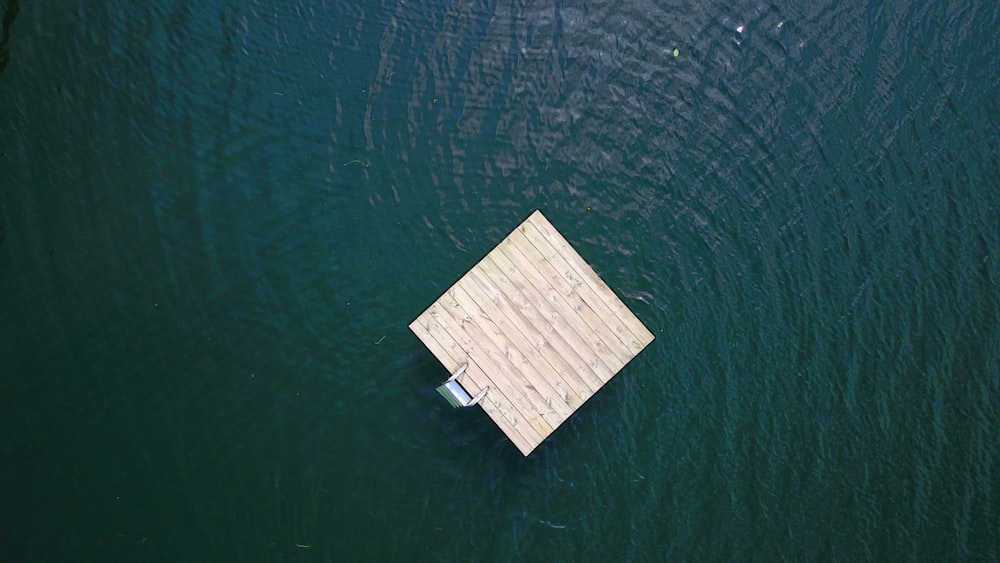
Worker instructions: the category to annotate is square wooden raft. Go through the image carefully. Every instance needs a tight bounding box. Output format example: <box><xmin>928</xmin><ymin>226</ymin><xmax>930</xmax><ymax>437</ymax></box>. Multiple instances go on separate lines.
<box><xmin>409</xmin><ymin>210</ymin><xmax>654</xmax><ymax>455</ymax></box>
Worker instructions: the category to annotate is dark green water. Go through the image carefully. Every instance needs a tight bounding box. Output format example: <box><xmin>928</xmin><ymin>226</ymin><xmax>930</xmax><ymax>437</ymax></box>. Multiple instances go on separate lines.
<box><xmin>2</xmin><ymin>0</ymin><xmax>998</xmax><ymax>560</ymax></box>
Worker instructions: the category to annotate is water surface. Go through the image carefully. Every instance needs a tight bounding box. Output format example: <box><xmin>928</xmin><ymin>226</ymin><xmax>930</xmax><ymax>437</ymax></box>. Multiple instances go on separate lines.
<box><xmin>2</xmin><ymin>0</ymin><xmax>998</xmax><ymax>560</ymax></box>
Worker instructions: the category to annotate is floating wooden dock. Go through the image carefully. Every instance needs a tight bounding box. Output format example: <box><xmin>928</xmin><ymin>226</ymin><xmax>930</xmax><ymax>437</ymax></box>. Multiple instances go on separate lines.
<box><xmin>409</xmin><ymin>210</ymin><xmax>654</xmax><ymax>455</ymax></box>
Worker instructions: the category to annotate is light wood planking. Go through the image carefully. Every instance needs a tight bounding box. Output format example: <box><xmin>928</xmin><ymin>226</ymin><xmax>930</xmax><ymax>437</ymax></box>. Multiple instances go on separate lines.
<box><xmin>467</xmin><ymin>264</ymin><xmax>607</xmax><ymax>395</ymax></box>
<box><xmin>410</xmin><ymin>308</ymin><xmax>540</xmax><ymax>454</ymax></box>
<box><xmin>503</xmin><ymin>231</ymin><xmax>636</xmax><ymax>370</ymax></box>
<box><xmin>410</xmin><ymin>210</ymin><xmax>654</xmax><ymax>455</ymax></box>
<box><xmin>524</xmin><ymin>214</ymin><xmax>655</xmax><ymax>351</ymax></box>
<box><xmin>455</xmin><ymin>276</ymin><xmax>591</xmax><ymax>407</ymax></box>
<box><xmin>428</xmin><ymin>298</ymin><xmax>556</xmax><ymax>438</ymax></box>
<box><xmin>482</xmin><ymin>251</ymin><xmax>613</xmax><ymax>387</ymax></box>
<box><xmin>445</xmin><ymin>282</ymin><xmax>578</xmax><ymax>419</ymax></box>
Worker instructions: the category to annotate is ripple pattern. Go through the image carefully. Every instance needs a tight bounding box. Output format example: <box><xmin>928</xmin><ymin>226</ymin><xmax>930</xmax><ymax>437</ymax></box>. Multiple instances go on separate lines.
<box><xmin>1</xmin><ymin>0</ymin><xmax>998</xmax><ymax>560</ymax></box>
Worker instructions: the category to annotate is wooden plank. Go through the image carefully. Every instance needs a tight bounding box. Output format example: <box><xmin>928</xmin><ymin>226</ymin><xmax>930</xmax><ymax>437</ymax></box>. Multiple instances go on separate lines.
<box><xmin>527</xmin><ymin>211</ymin><xmax>655</xmax><ymax>348</ymax></box>
<box><xmin>409</xmin><ymin>313</ymin><xmax>539</xmax><ymax>454</ymax></box>
<box><xmin>522</xmin><ymin>213</ymin><xmax>655</xmax><ymax>351</ymax></box>
<box><xmin>460</xmin><ymin>270</ymin><xmax>599</xmax><ymax>402</ymax></box>
<box><xmin>454</xmin><ymin>275</ymin><xmax>591</xmax><ymax>409</ymax></box>
<box><xmin>409</xmin><ymin>311</ymin><xmax>541</xmax><ymax>451</ymax></box>
<box><xmin>474</xmin><ymin>254</ymin><xmax>612</xmax><ymax>390</ymax></box>
<box><xmin>429</xmin><ymin>294</ymin><xmax>557</xmax><ymax>440</ymax></box>
<box><xmin>426</xmin><ymin>297</ymin><xmax>556</xmax><ymax>446</ymax></box>
<box><xmin>410</xmin><ymin>210</ymin><xmax>654</xmax><ymax>455</ymax></box>
<box><xmin>412</xmin><ymin>305</ymin><xmax>544</xmax><ymax>448</ymax></box>
<box><xmin>501</xmin><ymin>231</ymin><xmax>635</xmax><ymax>370</ymax></box>
<box><xmin>520</xmin><ymin>216</ymin><xmax>645</xmax><ymax>351</ymax></box>
<box><xmin>489</xmin><ymin>246</ymin><xmax>624</xmax><ymax>376</ymax></box>
<box><xmin>417</xmin><ymin>318</ymin><xmax>542</xmax><ymax>455</ymax></box>
<box><xmin>447</xmin><ymin>280</ymin><xmax>579</xmax><ymax>419</ymax></box>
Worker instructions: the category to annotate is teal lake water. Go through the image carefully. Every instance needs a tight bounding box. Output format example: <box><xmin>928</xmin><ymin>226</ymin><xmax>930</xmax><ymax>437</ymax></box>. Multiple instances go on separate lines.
<box><xmin>2</xmin><ymin>1</ymin><xmax>998</xmax><ymax>560</ymax></box>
